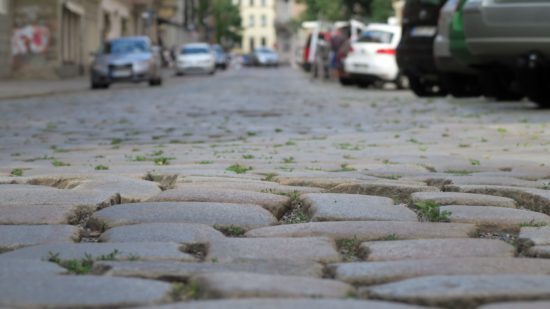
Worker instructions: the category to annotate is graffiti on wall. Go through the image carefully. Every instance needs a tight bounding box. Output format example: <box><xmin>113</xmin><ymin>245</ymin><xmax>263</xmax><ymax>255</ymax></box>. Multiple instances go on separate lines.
<box><xmin>12</xmin><ymin>25</ymin><xmax>51</xmax><ymax>55</ymax></box>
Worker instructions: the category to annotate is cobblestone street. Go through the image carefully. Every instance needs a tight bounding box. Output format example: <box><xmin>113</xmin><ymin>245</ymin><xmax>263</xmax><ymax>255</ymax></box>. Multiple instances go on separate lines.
<box><xmin>2</xmin><ymin>67</ymin><xmax>550</xmax><ymax>308</ymax></box>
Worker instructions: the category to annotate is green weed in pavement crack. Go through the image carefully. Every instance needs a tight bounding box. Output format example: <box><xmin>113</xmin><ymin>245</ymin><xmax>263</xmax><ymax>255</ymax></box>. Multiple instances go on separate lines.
<box><xmin>337</xmin><ymin>236</ymin><xmax>362</xmax><ymax>262</ymax></box>
<box><xmin>10</xmin><ymin>168</ymin><xmax>23</xmax><ymax>176</ymax></box>
<box><xmin>214</xmin><ymin>225</ymin><xmax>246</xmax><ymax>237</ymax></box>
<box><xmin>171</xmin><ymin>282</ymin><xmax>200</xmax><ymax>301</ymax></box>
<box><xmin>519</xmin><ymin>220</ymin><xmax>547</xmax><ymax>228</ymax></box>
<box><xmin>415</xmin><ymin>201</ymin><xmax>452</xmax><ymax>222</ymax></box>
<box><xmin>47</xmin><ymin>250</ymin><xmax>121</xmax><ymax>275</ymax></box>
<box><xmin>242</xmin><ymin>154</ymin><xmax>255</xmax><ymax>159</ymax></box>
<box><xmin>280</xmin><ymin>191</ymin><xmax>309</xmax><ymax>224</ymax></box>
<box><xmin>52</xmin><ymin>160</ymin><xmax>71</xmax><ymax>167</ymax></box>
<box><xmin>95</xmin><ymin>165</ymin><xmax>109</xmax><ymax>170</ymax></box>
<box><xmin>261</xmin><ymin>172</ymin><xmax>278</xmax><ymax>181</ymax></box>
<box><xmin>226</xmin><ymin>164</ymin><xmax>253</xmax><ymax>174</ymax></box>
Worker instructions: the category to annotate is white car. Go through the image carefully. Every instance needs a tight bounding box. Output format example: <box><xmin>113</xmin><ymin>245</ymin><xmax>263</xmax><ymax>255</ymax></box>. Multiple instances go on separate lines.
<box><xmin>176</xmin><ymin>43</ymin><xmax>216</xmax><ymax>75</ymax></box>
<box><xmin>252</xmin><ymin>47</ymin><xmax>279</xmax><ymax>67</ymax></box>
<box><xmin>344</xmin><ymin>24</ymin><xmax>404</xmax><ymax>88</ymax></box>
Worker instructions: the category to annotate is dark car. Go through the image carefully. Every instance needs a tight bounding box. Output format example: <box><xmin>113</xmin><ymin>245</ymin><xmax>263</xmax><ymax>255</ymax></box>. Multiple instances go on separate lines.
<box><xmin>397</xmin><ymin>0</ymin><xmax>447</xmax><ymax>97</ymax></box>
<box><xmin>90</xmin><ymin>36</ymin><xmax>162</xmax><ymax>89</ymax></box>
<box><xmin>212</xmin><ymin>44</ymin><xmax>229</xmax><ymax>70</ymax></box>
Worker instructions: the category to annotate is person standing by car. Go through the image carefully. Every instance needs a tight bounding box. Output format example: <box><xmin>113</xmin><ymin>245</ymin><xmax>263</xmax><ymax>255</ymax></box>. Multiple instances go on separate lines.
<box><xmin>330</xmin><ymin>28</ymin><xmax>347</xmax><ymax>79</ymax></box>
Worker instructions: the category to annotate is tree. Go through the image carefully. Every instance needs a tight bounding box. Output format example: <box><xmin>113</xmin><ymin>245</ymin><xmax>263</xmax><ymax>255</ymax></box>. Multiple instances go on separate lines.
<box><xmin>195</xmin><ymin>0</ymin><xmax>242</xmax><ymax>47</ymax></box>
<box><xmin>297</xmin><ymin>0</ymin><xmax>395</xmax><ymax>23</ymax></box>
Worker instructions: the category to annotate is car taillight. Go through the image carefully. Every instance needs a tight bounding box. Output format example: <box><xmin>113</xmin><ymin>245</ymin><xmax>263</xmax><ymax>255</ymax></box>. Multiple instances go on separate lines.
<box><xmin>348</xmin><ymin>46</ymin><xmax>354</xmax><ymax>53</ymax></box>
<box><xmin>376</xmin><ymin>48</ymin><xmax>396</xmax><ymax>55</ymax></box>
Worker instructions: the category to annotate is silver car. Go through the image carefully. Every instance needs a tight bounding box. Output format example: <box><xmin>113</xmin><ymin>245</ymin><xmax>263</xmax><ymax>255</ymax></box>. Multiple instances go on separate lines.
<box><xmin>90</xmin><ymin>36</ymin><xmax>162</xmax><ymax>89</ymax></box>
<box><xmin>463</xmin><ymin>0</ymin><xmax>550</xmax><ymax>106</ymax></box>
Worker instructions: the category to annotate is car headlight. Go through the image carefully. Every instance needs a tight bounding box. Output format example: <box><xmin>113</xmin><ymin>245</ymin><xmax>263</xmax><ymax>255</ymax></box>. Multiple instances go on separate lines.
<box><xmin>136</xmin><ymin>60</ymin><xmax>151</xmax><ymax>68</ymax></box>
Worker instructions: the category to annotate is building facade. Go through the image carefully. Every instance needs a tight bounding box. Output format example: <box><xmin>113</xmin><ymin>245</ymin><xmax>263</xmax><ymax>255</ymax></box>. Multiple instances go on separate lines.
<box><xmin>234</xmin><ymin>0</ymin><xmax>277</xmax><ymax>53</ymax></box>
<box><xmin>2</xmin><ymin>0</ymin><xmax>196</xmax><ymax>80</ymax></box>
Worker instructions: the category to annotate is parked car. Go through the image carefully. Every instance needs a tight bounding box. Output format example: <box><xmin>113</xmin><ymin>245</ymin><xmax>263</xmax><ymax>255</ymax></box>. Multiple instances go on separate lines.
<box><xmin>397</xmin><ymin>0</ymin><xmax>447</xmax><ymax>97</ymax></box>
<box><xmin>212</xmin><ymin>44</ymin><xmax>229</xmax><ymax>70</ymax></box>
<box><xmin>344</xmin><ymin>24</ymin><xmax>406</xmax><ymax>88</ymax></box>
<box><xmin>462</xmin><ymin>0</ymin><xmax>547</xmax><ymax>104</ymax></box>
<box><xmin>175</xmin><ymin>43</ymin><xmax>216</xmax><ymax>75</ymax></box>
<box><xmin>252</xmin><ymin>47</ymin><xmax>279</xmax><ymax>67</ymax></box>
<box><xmin>434</xmin><ymin>0</ymin><xmax>482</xmax><ymax>97</ymax></box>
<box><xmin>90</xmin><ymin>36</ymin><xmax>162</xmax><ymax>89</ymax></box>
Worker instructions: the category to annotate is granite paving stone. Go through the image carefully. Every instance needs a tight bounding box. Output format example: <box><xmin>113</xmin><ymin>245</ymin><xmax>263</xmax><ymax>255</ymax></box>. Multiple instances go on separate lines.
<box><xmin>148</xmin><ymin>187</ymin><xmax>289</xmax><ymax>217</ymax></box>
<box><xmin>329</xmin><ymin>181</ymin><xmax>440</xmax><ymax>203</ymax></box>
<box><xmin>519</xmin><ymin>226</ymin><xmax>550</xmax><ymax>246</ymax></box>
<box><xmin>206</xmin><ymin>237</ymin><xmax>341</xmax><ymax>263</ymax></box>
<box><xmin>72</xmin><ymin>175</ymin><xmax>162</xmax><ymax>202</ymax></box>
<box><xmin>0</xmin><ymin>274</ymin><xmax>171</xmax><ymax>308</ymax></box>
<box><xmin>245</xmin><ymin>221</ymin><xmax>477</xmax><ymax>241</ymax></box>
<box><xmin>192</xmin><ymin>272</ymin><xmax>354</xmax><ymax>299</ymax></box>
<box><xmin>0</xmin><ymin>259</ymin><xmax>66</xmax><ymax>275</ymax></box>
<box><xmin>330</xmin><ymin>257</ymin><xmax>550</xmax><ymax>285</ymax></box>
<box><xmin>138</xmin><ymin>299</ymin><xmax>433</xmax><ymax>309</ymax></box>
<box><xmin>99</xmin><ymin>223</ymin><xmax>224</xmax><ymax>244</ymax></box>
<box><xmin>0</xmin><ymin>242</ymin><xmax>196</xmax><ymax>261</ymax></box>
<box><xmin>525</xmin><ymin>245</ymin><xmax>550</xmax><ymax>258</ymax></box>
<box><xmin>91</xmin><ymin>202</ymin><xmax>277</xmax><ymax>229</ymax></box>
<box><xmin>175</xmin><ymin>180</ymin><xmax>325</xmax><ymax>194</ymax></box>
<box><xmin>411</xmin><ymin>192</ymin><xmax>517</xmax><ymax>208</ymax></box>
<box><xmin>479</xmin><ymin>301</ymin><xmax>550</xmax><ymax>309</ymax></box>
<box><xmin>304</xmin><ymin>193</ymin><xmax>417</xmax><ymax>222</ymax></box>
<box><xmin>361</xmin><ymin>238</ymin><xmax>514</xmax><ymax>261</ymax></box>
<box><xmin>0</xmin><ymin>225</ymin><xmax>80</xmax><ymax>251</ymax></box>
<box><xmin>441</xmin><ymin>206</ymin><xmax>550</xmax><ymax>229</ymax></box>
<box><xmin>363</xmin><ymin>275</ymin><xmax>550</xmax><ymax>309</ymax></box>
<box><xmin>445</xmin><ymin>185</ymin><xmax>550</xmax><ymax>215</ymax></box>
<box><xmin>94</xmin><ymin>259</ymin><xmax>324</xmax><ymax>279</ymax></box>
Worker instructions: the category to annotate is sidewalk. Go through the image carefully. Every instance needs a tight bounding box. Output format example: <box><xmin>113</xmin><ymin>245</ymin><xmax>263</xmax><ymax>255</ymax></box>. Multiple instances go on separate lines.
<box><xmin>0</xmin><ymin>77</ymin><xmax>89</xmax><ymax>101</ymax></box>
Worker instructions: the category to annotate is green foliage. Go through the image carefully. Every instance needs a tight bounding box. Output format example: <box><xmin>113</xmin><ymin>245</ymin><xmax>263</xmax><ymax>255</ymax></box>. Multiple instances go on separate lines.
<box><xmin>52</xmin><ymin>160</ymin><xmax>71</xmax><ymax>167</ymax></box>
<box><xmin>282</xmin><ymin>157</ymin><xmax>296</xmax><ymax>164</ymax></box>
<box><xmin>337</xmin><ymin>236</ymin><xmax>361</xmax><ymax>262</ymax></box>
<box><xmin>519</xmin><ymin>220</ymin><xmax>547</xmax><ymax>228</ymax></box>
<box><xmin>10</xmin><ymin>168</ymin><xmax>23</xmax><ymax>177</ymax></box>
<box><xmin>226</xmin><ymin>164</ymin><xmax>253</xmax><ymax>174</ymax></box>
<box><xmin>415</xmin><ymin>201</ymin><xmax>452</xmax><ymax>222</ymax></box>
<box><xmin>297</xmin><ymin>0</ymin><xmax>395</xmax><ymax>22</ymax></box>
<box><xmin>198</xmin><ymin>0</ymin><xmax>242</xmax><ymax>46</ymax></box>
<box><xmin>214</xmin><ymin>225</ymin><xmax>246</xmax><ymax>237</ymax></box>
<box><xmin>95</xmin><ymin>165</ymin><xmax>109</xmax><ymax>170</ymax></box>
<box><xmin>47</xmin><ymin>250</ymin><xmax>120</xmax><ymax>275</ymax></box>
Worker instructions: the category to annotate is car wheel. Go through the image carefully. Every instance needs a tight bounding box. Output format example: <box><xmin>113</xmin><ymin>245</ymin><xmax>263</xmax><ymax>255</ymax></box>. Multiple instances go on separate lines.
<box><xmin>480</xmin><ymin>70</ymin><xmax>523</xmax><ymax>101</ymax></box>
<box><xmin>339</xmin><ymin>77</ymin><xmax>354</xmax><ymax>86</ymax></box>
<box><xmin>357</xmin><ymin>80</ymin><xmax>372</xmax><ymax>88</ymax></box>
<box><xmin>442</xmin><ymin>73</ymin><xmax>482</xmax><ymax>98</ymax></box>
<box><xmin>394</xmin><ymin>73</ymin><xmax>409</xmax><ymax>90</ymax></box>
<box><xmin>408</xmin><ymin>74</ymin><xmax>447</xmax><ymax>97</ymax></box>
<box><xmin>149</xmin><ymin>77</ymin><xmax>162</xmax><ymax>87</ymax></box>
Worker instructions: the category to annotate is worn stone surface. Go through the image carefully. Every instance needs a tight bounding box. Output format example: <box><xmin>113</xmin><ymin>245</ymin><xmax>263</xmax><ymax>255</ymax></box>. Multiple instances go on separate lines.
<box><xmin>175</xmin><ymin>180</ymin><xmax>325</xmax><ymax>194</ymax></box>
<box><xmin>446</xmin><ymin>185</ymin><xmax>550</xmax><ymax>215</ymax></box>
<box><xmin>411</xmin><ymin>191</ymin><xmax>517</xmax><ymax>208</ymax></box>
<box><xmin>304</xmin><ymin>193</ymin><xmax>417</xmax><ymax>222</ymax></box>
<box><xmin>73</xmin><ymin>175</ymin><xmax>162</xmax><ymax>202</ymax></box>
<box><xmin>275</xmin><ymin>177</ymin><xmax>362</xmax><ymax>190</ymax></box>
<box><xmin>331</xmin><ymin>257</ymin><xmax>550</xmax><ymax>285</ymax></box>
<box><xmin>0</xmin><ymin>225</ymin><xmax>80</xmax><ymax>251</ymax></box>
<box><xmin>362</xmin><ymin>239</ymin><xmax>514</xmax><ymax>261</ymax></box>
<box><xmin>0</xmin><ymin>184</ymin><xmax>115</xmax><ymax>224</ymax></box>
<box><xmin>479</xmin><ymin>301</ymin><xmax>550</xmax><ymax>309</ymax></box>
<box><xmin>0</xmin><ymin>242</ymin><xmax>195</xmax><ymax>261</ymax></box>
<box><xmin>0</xmin><ymin>259</ymin><xmax>66</xmax><ymax>275</ymax></box>
<box><xmin>519</xmin><ymin>226</ymin><xmax>550</xmax><ymax>246</ymax></box>
<box><xmin>92</xmin><ymin>202</ymin><xmax>277</xmax><ymax>229</ymax></box>
<box><xmin>245</xmin><ymin>221</ymin><xmax>476</xmax><ymax>241</ymax></box>
<box><xmin>95</xmin><ymin>259</ymin><xmax>324</xmax><ymax>279</ymax></box>
<box><xmin>141</xmin><ymin>299</ymin><xmax>432</xmax><ymax>309</ymax></box>
<box><xmin>363</xmin><ymin>275</ymin><xmax>550</xmax><ymax>309</ymax></box>
<box><xmin>99</xmin><ymin>223</ymin><xmax>224</xmax><ymax>244</ymax></box>
<box><xmin>206</xmin><ymin>237</ymin><xmax>341</xmax><ymax>263</ymax></box>
<box><xmin>329</xmin><ymin>181</ymin><xmax>440</xmax><ymax>203</ymax></box>
<box><xmin>193</xmin><ymin>272</ymin><xmax>354</xmax><ymax>299</ymax></box>
<box><xmin>0</xmin><ymin>274</ymin><xmax>171</xmax><ymax>308</ymax></box>
<box><xmin>149</xmin><ymin>187</ymin><xmax>289</xmax><ymax>217</ymax></box>
<box><xmin>525</xmin><ymin>245</ymin><xmax>550</xmax><ymax>258</ymax></box>
<box><xmin>441</xmin><ymin>206</ymin><xmax>550</xmax><ymax>228</ymax></box>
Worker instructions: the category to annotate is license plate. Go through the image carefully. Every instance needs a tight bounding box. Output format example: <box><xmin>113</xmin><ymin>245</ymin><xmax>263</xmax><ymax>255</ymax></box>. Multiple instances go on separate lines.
<box><xmin>112</xmin><ymin>69</ymin><xmax>132</xmax><ymax>78</ymax></box>
<box><xmin>411</xmin><ymin>26</ymin><xmax>437</xmax><ymax>37</ymax></box>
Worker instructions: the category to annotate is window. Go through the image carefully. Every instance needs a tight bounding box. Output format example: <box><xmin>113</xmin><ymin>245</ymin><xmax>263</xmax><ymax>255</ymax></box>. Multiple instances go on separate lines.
<box><xmin>261</xmin><ymin>37</ymin><xmax>267</xmax><ymax>47</ymax></box>
<box><xmin>261</xmin><ymin>0</ymin><xmax>266</xmax><ymax>7</ymax></box>
<box><xmin>261</xmin><ymin>15</ymin><xmax>267</xmax><ymax>27</ymax></box>
<box><xmin>248</xmin><ymin>15</ymin><xmax>255</xmax><ymax>27</ymax></box>
<box><xmin>358</xmin><ymin>30</ymin><xmax>394</xmax><ymax>44</ymax></box>
<box><xmin>249</xmin><ymin>37</ymin><xmax>255</xmax><ymax>51</ymax></box>
<box><xmin>181</xmin><ymin>47</ymin><xmax>209</xmax><ymax>55</ymax></box>
<box><xmin>249</xmin><ymin>0</ymin><xmax>254</xmax><ymax>6</ymax></box>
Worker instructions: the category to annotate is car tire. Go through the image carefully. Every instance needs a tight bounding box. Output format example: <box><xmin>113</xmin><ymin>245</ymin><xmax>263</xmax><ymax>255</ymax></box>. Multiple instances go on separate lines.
<box><xmin>357</xmin><ymin>80</ymin><xmax>372</xmax><ymax>88</ymax></box>
<box><xmin>394</xmin><ymin>73</ymin><xmax>409</xmax><ymax>90</ymax></box>
<box><xmin>480</xmin><ymin>70</ymin><xmax>523</xmax><ymax>101</ymax></box>
<box><xmin>442</xmin><ymin>73</ymin><xmax>482</xmax><ymax>98</ymax></box>
<box><xmin>408</xmin><ymin>74</ymin><xmax>447</xmax><ymax>97</ymax></box>
<box><xmin>91</xmin><ymin>80</ymin><xmax>108</xmax><ymax>90</ymax></box>
<box><xmin>149</xmin><ymin>77</ymin><xmax>162</xmax><ymax>87</ymax></box>
<box><xmin>339</xmin><ymin>77</ymin><xmax>354</xmax><ymax>86</ymax></box>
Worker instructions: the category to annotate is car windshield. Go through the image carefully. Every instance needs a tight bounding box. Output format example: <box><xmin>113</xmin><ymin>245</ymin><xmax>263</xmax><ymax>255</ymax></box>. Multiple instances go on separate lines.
<box><xmin>255</xmin><ymin>48</ymin><xmax>274</xmax><ymax>54</ymax></box>
<box><xmin>358</xmin><ymin>30</ymin><xmax>394</xmax><ymax>44</ymax></box>
<box><xmin>181</xmin><ymin>47</ymin><xmax>210</xmax><ymax>55</ymax></box>
<box><xmin>103</xmin><ymin>40</ymin><xmax>149</xmax><ymax>54</ymax></box>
